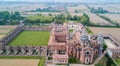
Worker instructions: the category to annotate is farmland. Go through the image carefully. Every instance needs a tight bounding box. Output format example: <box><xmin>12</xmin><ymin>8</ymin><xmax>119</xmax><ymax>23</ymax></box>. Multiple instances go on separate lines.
<box><xmin>67</xmin><ymin>4</ymin><xmax>89</xmax><ymax>16</ymax></box>
<box><xmin>0</xmin><ymin>25</ymin><xmax>17</xmax><ymax>39</ymax></box>
<box><xmin>89</xmin><ymin>27</ymin><xmax>120</xmax><ymax>42</ymax></box>
<box><xmin>9</xmin><ymin>31</ymin><xmax>50</xmax><ymax>46</ymax></box>
<box><xmin>99</xmin><ymin>14</ymin><xmax>120</xmax><ymax>24</ymax></box>
<box><xmin>0</xmin><ymin>3</ymin><xmax>62</xmax><ymax>17</ymax></box>
<box><xmin>87</xmin><ymin>4</ymin><xmax>120</xmax><ymax>26</ymax></box>
<box><xmin>87</xmin><ymin>13</ymin><xmax>113</xmax><ymax>25</ymax></box>
<box><xmin>0</xmin><ymin>2</ymin><xmax>120</xmax><ymax>66</ymax></box>
<box><xmin>67</xmin><ymin>4</ymin><xmax>115</xmax><ymax>26</ymax></box>
<box><xmin>67</xmin><ymin>4</ymin><xmax>89</xmax><ymax>13</ymax></box>
<box><xmin>0</xmin><ymin>59</ymin><xmax>39</xmax><ymax>66</ymax></box>
<box><xmin>0</xmin><ymin>4</ymin><xmax>46</xmax><ymax>12</ymax></box>
<box><xmin>66</xmin><ymin>4</ymin><xmax>114</xmax><ymax>26</ymax></box>
<box><xmin>88</xmin><ymin>4</ymin><xmax>120</xmax><ymax>13</ymax></box>
<box><xmin>0</xmin><ymin>56</ymin><xmax>45</xmax><ymax>66</ymax></box>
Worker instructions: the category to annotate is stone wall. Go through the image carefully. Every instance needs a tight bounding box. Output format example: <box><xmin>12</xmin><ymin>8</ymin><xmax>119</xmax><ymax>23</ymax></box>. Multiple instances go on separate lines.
<box><xmin>0</xmin><ymin>46</ymin><xmax>47</xmax><ymax>56</ymax></box>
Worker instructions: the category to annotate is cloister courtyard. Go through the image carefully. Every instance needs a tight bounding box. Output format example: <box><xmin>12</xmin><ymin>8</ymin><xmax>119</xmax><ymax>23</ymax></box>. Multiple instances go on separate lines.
<box><xmin>9</xmin><ymin>31</ymin><xmax>50</xmax><ymax>46</ymax></box>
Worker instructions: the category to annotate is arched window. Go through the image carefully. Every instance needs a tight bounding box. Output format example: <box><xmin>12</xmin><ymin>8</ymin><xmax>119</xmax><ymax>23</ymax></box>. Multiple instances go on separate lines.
<box><xmin>96</xmin><ymin>50</ymin><xmax>98</xmax><ymax>54</ymax></box>
<box><xmin>86</xmin><ymin>51</ymin><xmax>90</xmax><ymax>54</ymax></box>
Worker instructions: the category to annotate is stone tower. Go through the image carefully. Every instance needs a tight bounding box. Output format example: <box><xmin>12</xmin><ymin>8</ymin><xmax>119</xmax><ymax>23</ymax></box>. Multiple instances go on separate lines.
<box><xmin>97</xmin><ymin>33</ymin><xmax>104</xmax><ymax>56</ymax></box>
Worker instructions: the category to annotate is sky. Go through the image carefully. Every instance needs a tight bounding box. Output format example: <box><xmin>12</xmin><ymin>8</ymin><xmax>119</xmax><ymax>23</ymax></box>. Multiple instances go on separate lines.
<box><xmin>1</xmin><ymin>0</ymin><xmax>120</xmax><ymax>2</ymax></box>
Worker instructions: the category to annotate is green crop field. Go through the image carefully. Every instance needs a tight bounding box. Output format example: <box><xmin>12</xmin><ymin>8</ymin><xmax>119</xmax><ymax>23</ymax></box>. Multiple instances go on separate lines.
<box><xmin>9</xmin><ymin>31</ymin><xmax>50</xmax><ymax>46</ymax></box>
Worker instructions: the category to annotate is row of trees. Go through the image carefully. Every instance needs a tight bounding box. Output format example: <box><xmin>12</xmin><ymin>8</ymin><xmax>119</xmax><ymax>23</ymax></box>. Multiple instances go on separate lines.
<box><xmin>29</xmin><ymin>7</ymin><xmax>61</xmax><ymax>13</ymax></box>
<box><xmin>0</xmin><ymin>11</ymin><xmax>23</xmax><ymax>25</ymax></box>
<box><xmin>97</xmin><ymin>14</ymin><xmax>120</xmax><ymax>26</ymax></box>
<box><xmin>24</xmin><ymin>13</ymin><xmax>90</xmax><ymax>25</ymax></box>
<box><xmin>24</xmin><ymin>14</ymin><xmax>53</xmax><ymax>25</ymax></box>
<box><xmin>52</xmin><ymin>13</ymin><xmax>90</xmax><ymax>25</ymax></box>
<box><xmin>0</xmin><ymin>11</ymin><xmax>90</xmax><ymax>25</ymax></box>
<box><xmin>90</xmin><ymin>7</ymin><xmax>109</xmax><ymax>14</ymax></box>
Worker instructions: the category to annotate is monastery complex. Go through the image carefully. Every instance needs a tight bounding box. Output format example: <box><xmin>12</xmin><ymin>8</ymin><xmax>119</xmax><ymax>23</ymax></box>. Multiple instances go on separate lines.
<box><xmin>48</xmin><ymin>22</ymin><xmax>104</xmax><ymax>64</ymax></box>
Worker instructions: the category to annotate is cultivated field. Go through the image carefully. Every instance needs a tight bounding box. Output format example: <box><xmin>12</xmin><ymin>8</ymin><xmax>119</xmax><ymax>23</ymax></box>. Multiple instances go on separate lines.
<box><xmin>103</xmin><ymin>4</ymin><xmax>120</xmax><ymax>13</ymax></box>
<box><xmin>0</xmin><ymin>25</ymin><xmax>17</xmax><ymax>39</ymax></box>
<box><xmin>99</xmin><ymin>14</ymin><xmax>120</xmax><ymax>24</ymax></box>
<box><xmin>0</xmin><ymin>3</ymin><xmax>48</xmax><ymax>17</ymax></box>
<box><xmin>0</xmin><ymin>4</ymin><xmax>46</xmax><ymax>12</ymax></box>
<box><xmin>88</xmin><ymin>4</ymin><xmax>120</xmax><ymax>13</ymax></box>
<box><xmin>87</xmin><ymin>13</ymin><xmax>113</xmax><ymax>25</ymax></box>
<box><xmin>9</xmin><ymin>31</ymin><xmax>50</xmax><ymax>46</ymax></box>
<box><xmin>89</xmin><ymin>27</ymin><xmax>120</xmax><ymax>42</ymax></box>
<box><xmin>67</xmin><ymin>4</ymin><xmax>89</xmax><ymax>16</ymax></box>
<box><xmin>67</xmin><ymin>4</ymin><xmax>89</xmax><ymax>13</ymax></box>
<box><xmin>0</xmin><ymin>59</ymin><xmax>39</xmax><ymax>66</ymax></box>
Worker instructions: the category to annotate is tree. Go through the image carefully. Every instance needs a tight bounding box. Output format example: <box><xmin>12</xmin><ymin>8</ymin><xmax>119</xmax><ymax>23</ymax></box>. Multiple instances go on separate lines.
<box><xmin>73</xmin><ymin>15</ymin><xmax>80</xmax><ymax>20</ymax></box>
<box><xmin>66</xmin><ymin>14</ymin><xmax>72</xmax><ymax>20</ymax></box>
<box><xmin>0</xmin><ymin>11</ymin><xmax>10</xmax><ymax>20</ymax></box>
<box><xmin>80</xmin><ymin>13</ymin><xmax>90</xmax><ymax>25</ymax></box>
<box><xmin>0</xmin><ymin>11</ymin><xmax>23</xmax><ymax>25</ymax></box>
<box><xmin>54</xmin><ymin>14</ymin><xmax>66</xmax><ymax>24</ymax></box>
<box><xmin>103</xmin><ymin>43</ymin><xmax>107</xmax><ymax>51</ymax></box>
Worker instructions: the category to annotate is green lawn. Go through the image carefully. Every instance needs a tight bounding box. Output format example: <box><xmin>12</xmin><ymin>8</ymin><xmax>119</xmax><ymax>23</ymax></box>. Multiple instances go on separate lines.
<box><xmin>69</xmin><ymin>57</ymin><xmax>81</xmax><ymax>64</ymax></box>
<box><xmin>115</xmin><ymin>59</ymin><xmax>120</xmax><ymax>65</ymax></box>
<box><xmin>9</xmin><ymin>31</ymin><xmax>50</xmax><ymax>46</ymax></box>
<box><xmin>38</xmin><ymin>57</ymin><xmax>45</xmax><ymax>66</ymax></box>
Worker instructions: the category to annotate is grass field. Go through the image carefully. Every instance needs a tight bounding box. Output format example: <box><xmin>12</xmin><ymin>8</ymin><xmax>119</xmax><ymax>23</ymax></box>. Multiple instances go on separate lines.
<box><xmin>115</xmin><ymin>59</ymin><xmax>120</xmax><ymax>65</ymax></box>
<box><xmin>9</xmin><ymin>31</ymin><xmax>50</xmax><ymax>46</ymax></box>
<box><xmin>38</xmin><ymin>57</ymin><xmax>45</xmax><ymax>66</ymax></box>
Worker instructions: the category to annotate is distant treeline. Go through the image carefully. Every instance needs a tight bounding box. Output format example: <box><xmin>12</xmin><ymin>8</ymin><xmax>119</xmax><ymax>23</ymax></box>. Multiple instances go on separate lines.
<box><xmin>0</xmin><ymin>11</ymin><xmax>23</xmax><ymax>25</ymax></box>
<box><xmin>96</xmin><ymin>14</ymin><xmax>120</xmax><ymax>26</ymax></box>
<box><xmin>24</xmin><ymin>13</ymin><xmax>90</xmax><ymax>25</ymax></box>
<box><xmin>90</xmin><ymin>7</ymin><xmax>109</xmax><ymax>14</ymax></box>
<box><xmin>85</xmin><ymin>5</ymin><xmax>109</xmax><ymax>14</ymax></box>
<box><xmin>0</xmin><ymin>11</ymin><xmax>90</xmax><ymax>26</ymax></box>
<box><xmin>29</xmin><ymin>7</ymin><xmax>61</xmax><ymax>13</ymax></box>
